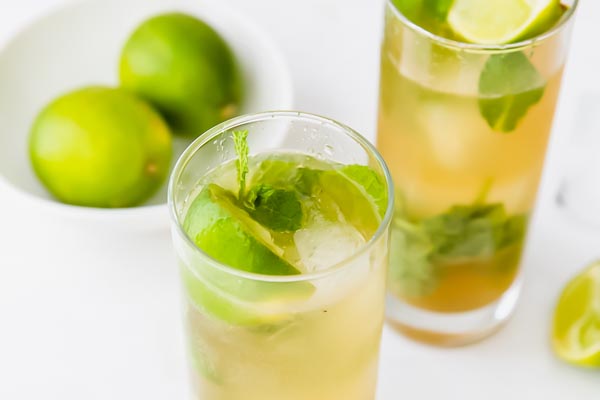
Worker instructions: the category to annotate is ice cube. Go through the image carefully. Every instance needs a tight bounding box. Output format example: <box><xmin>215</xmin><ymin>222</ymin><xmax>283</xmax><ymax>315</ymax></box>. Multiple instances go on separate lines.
<box><xmin>418</xmin><ymin>99</ymin><xmax>491</xmax><ymax>171</ymax></box>
<box><xmin>294</xmin><ymin>222</ymin><xmax>365</xmax><ymax>272</ymax></box>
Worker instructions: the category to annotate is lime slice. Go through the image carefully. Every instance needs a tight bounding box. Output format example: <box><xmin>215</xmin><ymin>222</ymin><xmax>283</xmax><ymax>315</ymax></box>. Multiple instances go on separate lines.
<box><xmin>552</xmin><ymin>261</ymin><xmax>600</xmax><ymax>368</ymax></box>
<box><xmin>184</xmin><ymin>184</ymin><xmax>299</xmax><ymax>275</ymax></box>
<box><xmin>448</xmin><ymin>0</ymin><xmax>563</xmax><ymax>44</ymax></box>
<box><xmin>317</xmin><ymin>167</ymin><xmax>386</xmax><ymax>236</ymax></box>
<box><xmin>339</xmin><ymin>165</ymin><xmax>387</xmax><ymax>218</ymax></box>
<box><xmin>182</xmin><ymin>184</ymin><xmax>314</xmax><ymax>326</ymax></box>
<box><xmin>248</xmin><ymin>160</ymin><xmax>388</xmax><ymax>232</ymax></box>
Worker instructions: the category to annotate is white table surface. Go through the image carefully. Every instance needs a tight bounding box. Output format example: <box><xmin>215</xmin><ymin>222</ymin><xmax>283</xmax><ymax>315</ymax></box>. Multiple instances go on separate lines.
<box><xmin>0</xmin><ymin>0</ymin><xmax>599</xmax><ymax>399</ymax></box>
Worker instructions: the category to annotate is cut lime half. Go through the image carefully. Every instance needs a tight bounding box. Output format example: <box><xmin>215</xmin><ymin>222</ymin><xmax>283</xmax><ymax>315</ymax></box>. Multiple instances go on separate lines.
<box><xmin>552</xmin><ymin>261</ymin><xmax>600</xmax><ymax>368</ymax></box>
<box><xmin>448</xmin><ymin>0</ymin><xmax>563</xmax><ymax>44</ymax></box>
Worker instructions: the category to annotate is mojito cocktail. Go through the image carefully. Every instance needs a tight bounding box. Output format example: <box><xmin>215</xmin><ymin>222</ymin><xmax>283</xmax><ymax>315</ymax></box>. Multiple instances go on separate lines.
<box><xmin>169</xmin><ymin>112</ymin><xmax>393</xmax><ymax>399</ymax></box>
<box><xmin>378</xmin><ymin>0</ymin><xmax>578</xmax><ymax>344</ymax></box>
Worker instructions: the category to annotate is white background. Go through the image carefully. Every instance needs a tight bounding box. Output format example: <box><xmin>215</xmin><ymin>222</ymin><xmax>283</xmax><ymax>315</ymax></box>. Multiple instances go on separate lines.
<box><xmin>0</xmin><ymin>0</ymin><xmax>599</xmax><ymax>399</ymax></box>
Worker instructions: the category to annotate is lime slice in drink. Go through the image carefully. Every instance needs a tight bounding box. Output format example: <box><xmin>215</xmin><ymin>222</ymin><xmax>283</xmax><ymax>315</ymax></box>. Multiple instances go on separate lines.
<box><xmin>249</xmin><ymin>160</ymin><xmax>387</xmax><ymax>232</ymax></box>
<box><xmin>316</xmin><ymin>166</ymin><xmax>386</xmax><ymax>236</ymax></box>
<box><xmin>339</xmin><ymin>165</ymin><xmax>387</xmax><ymax>218</ymax></box>
<box><xmin>182</xmin><ymin>184</ymin><xmax>314</xmax><ymax>326</ymax></box>
<box><xmin>447</xmin><ymin>0</ymin><xmax>563</xmax><ymax>44</ymax></box>
<box><xmin>552</xmin><ymin>261</ymin><xmax>600</xmax><ymax>368</ymax></box>
<box><xmin>184</xmin><ymin>184</ymin><xmax>300</xmax><ymax>275</ymax></box>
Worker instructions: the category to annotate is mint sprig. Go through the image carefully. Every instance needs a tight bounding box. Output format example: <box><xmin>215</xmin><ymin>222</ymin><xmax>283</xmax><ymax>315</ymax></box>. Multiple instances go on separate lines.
<box><xmin>478</xmin><ymin>52</ymin><xmax>546</xmax><ymax>133</ymax></box>
<box><xmin>390</xmin><ymin>199</ymin><xmax>527</xmax><ymax>296</ymax></box>
<box><xmin>232</xmin><ymin>130</ymin><xmax>249</xmax><ymax>200</ymax></box>
<box><xmin>424</xmin><ymin>203</ymin><xmax>526</xmax><ymax>262</ymax></box>
<box><xmin>232</xmin><ymin>131</ymin><xmax>304</xmax><ymax>232</ymax></box>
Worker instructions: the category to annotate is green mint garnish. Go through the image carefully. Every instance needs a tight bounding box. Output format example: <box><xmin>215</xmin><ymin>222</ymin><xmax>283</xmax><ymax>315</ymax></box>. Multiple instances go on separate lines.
<box><xmin>390</xmin><ymin>189</ymin><xmax>527</xmax><ymax>296</ymax></box>
<box><xmin>423</xmin><ymin>203</ymin><xmax>526</xmax><ymax>263</ymax></box>
<box><xmin>389</xmin><ymin>217</ymin><xmax>438</xmax><ymax>297</ymax></box>
<box><xmin>247</xmin><ymin>184</ymin><xmax>303</xmax><ymax>232</ymax></box>
<box><xmin>478</xmin><ymin>52</ymin><xmax>546</xmax><ymax>133</ymax></box>
<box><xmin>231</xmin><ymin>131</ymin><xmax>304</xmax><ymax>232</ymax></box>
<box><xmin>232</xmin><ymin>130</ymin><xmax>249</xmax><ymax>200</ymax></box>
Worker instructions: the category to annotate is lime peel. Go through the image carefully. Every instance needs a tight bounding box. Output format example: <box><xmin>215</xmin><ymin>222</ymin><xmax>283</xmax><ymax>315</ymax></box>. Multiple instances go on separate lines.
<box><xmin>552</xmin><ymin>261</ymin><xmax>600</xmax><ymax>368</ymax></box>
<box><xmin>448</xmin><ymin>0</ymin><xmax>563</xmax><ymax>44</ymax></box>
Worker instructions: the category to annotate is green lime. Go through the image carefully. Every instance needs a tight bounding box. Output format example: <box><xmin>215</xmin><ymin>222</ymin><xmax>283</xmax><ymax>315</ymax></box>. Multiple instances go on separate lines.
<box><xmin>246</xmin><ymin>161</ymin><xmax>387</xmax><ymax>236</ymax></box>
<box><xmin>119</xmin><ymin>13</ymin><xmax>243</xmax><ymax>137</ymax></box>
<box><xmin>339</xmin><ymin>165</ymin><xmax>387</xmax><ymax>218</ymax></box>
<box><xmin>182</xmin><ymin>184</ymin><xmax>313</xmax><ymax>326</ymax></box>
<box><xmin>316</xmin><ymin>168</ymin><xmax>385</xmax><ymax>237</ymax></box>
<box><xmin>448</xmin><ymin>0</ymin><xmax>563</xmax><ymax>44</ymax></box>
<box><xmin>29</xmin><ymin>86</ymin><xmax>172</xmax><ymax>208</ymax></box>
<box><xmin>552</xmin><ymin>261</ymin><xmax>600</xmax><ymax>368</ymax></box>
<box><xmin>184</xmin><ymin>184</ymin><xmax>300</xmax><ymax>275</ymax></box>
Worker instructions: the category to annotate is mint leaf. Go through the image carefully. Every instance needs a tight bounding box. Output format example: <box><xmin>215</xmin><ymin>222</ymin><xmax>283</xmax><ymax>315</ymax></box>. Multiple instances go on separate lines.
<box><xmin>389</xmin><ymin>218</ymin><xmax>438</xmax><ymax>297</ymax></box>
<box><xmin>232</xmin><ymin>130</ymin><xmax>249</xmax><ymax>199</ymax></box>
<box><xmin>388</xmin><ymin>196</ymin><xmax>527</xmax><ymax>296</ymax></box>
<box><xmin>423</xmin><ymin>203</ymin><xmax>526</xmax><ymax>262</ymax></box>
<box><xmin>293</xmin><ymin>167</ymin><xmax>322</xmax><ymax>195</ymax></box>
<box><xmin>247</xmin><ymin>184</ymin><xmax>303</xmax><ymax>232</ymax></box>
<box><xmin>249</xmin><ymin>159</ymin><xmax>321</xmax><ymax>197</ymax></box>
<box><xmin>479</xmin><ymin>52</ymin><xmax>545</xmax><ymax>133</ymax></box>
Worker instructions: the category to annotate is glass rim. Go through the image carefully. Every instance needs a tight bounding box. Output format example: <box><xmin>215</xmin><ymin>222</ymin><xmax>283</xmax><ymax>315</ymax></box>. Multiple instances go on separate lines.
<box><xmin>386</xmin><ymin>0</ymin><xmax>579</xmax><ymax>52</ymax></box>
<box><xmin>167</xmin><ymin>110</ymin><xmax>395</xmax><ymax>283</ymax></box>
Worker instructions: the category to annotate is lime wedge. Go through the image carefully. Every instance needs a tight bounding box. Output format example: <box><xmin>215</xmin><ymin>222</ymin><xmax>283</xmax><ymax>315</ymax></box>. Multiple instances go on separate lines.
<box><xmin>339</xmin><ymin>165</ymin><xmax>387</xmax><ymax>218</ymax></box>
<box><xmin>317</xmin><ymin>167</ymin><xmax>386</xmax><ymax>236</ymax></box>
<box><xmin>182</xmin><ymin>184</ymin><xmax>314</xmax><ymax>326</ymax></box>
<box><xmin>184</xmin><ymin>184</ymin><xmax>299</xmax><ymax>275</ymax></box>
<box><xmin>448</xmin><ymin>0</ymin><xmax>563</xmax><ymax>44</ymax></box>
<box><xmin>552</xmin><ymin>261</ymin><xmax>600</xmax><ymax>368</ymax></box>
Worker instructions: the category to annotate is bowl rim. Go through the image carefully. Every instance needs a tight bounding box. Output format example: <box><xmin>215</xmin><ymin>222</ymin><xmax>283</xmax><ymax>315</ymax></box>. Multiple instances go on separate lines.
<box><xmin>0</xmin><ymin>0</ymin><xmax>294</xmax><ymax>219</ymax></box>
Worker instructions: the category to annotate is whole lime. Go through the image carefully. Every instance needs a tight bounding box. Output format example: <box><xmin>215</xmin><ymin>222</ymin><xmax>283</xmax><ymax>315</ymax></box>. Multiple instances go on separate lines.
<box><xmin>29</xmin><ymin>86</ymin><xmax>173</xmax><ymax>208</ymax></box>
<box><xmin>119</xmin><ymin>13</ymin><xmax>243</xmax><ymax>137</ymax></box>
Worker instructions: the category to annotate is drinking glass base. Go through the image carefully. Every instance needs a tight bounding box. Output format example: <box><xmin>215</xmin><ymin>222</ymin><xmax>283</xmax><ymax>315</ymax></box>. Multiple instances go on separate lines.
<box><xmin>386</xmin><ymin>279</ymin><xmax>522</xmax><ymax>347</ymax></box>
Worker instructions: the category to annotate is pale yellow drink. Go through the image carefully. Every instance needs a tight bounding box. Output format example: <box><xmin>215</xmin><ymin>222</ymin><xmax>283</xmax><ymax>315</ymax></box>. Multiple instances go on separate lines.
<box><xmin>169</xmin><ymin>112</ymin><xmax>393</xmax><ymax>398</ymax></box>
<box><xmin>379</xmin><ymin>56</ymin><xmax>564</xmax><ymax>312</ymax></box>
<box><xmin>377</xmin><ymin>0</ymin><xmax>576</xmax><ymax>344</ymax></box>
<box><xmin>184</xmin><ymin>262</ymin><xmax>385</xmax><ymax>400</ymax></box>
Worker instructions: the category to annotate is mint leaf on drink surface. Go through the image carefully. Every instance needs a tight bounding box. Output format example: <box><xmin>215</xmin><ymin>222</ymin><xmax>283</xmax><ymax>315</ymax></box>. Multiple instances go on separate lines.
<box><xmin>247</xmin><ymin>184</ymin><xmax>303</xmax><ymax>232</ymax></box>
<box><xmin>231</xmin><ymin>133</ymin><xmax>305</xmax><ymax>232</ymax></box>
<box><xmin>232</xmin><ymin>130</ymin><xmax>249</xmax><ymax>200</ymax></box>
<box><xmin>478</xmin><ymin>52</ymin><xmax>546</xmax><ymax>133</ymax></box>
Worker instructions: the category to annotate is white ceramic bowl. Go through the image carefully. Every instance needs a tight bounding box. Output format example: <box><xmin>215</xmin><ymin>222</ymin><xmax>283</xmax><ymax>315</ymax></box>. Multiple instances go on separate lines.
<box><xmin>0</xmin><ymin>0</ymin><xmax>293</xmax><ymax>231</ymax></box>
